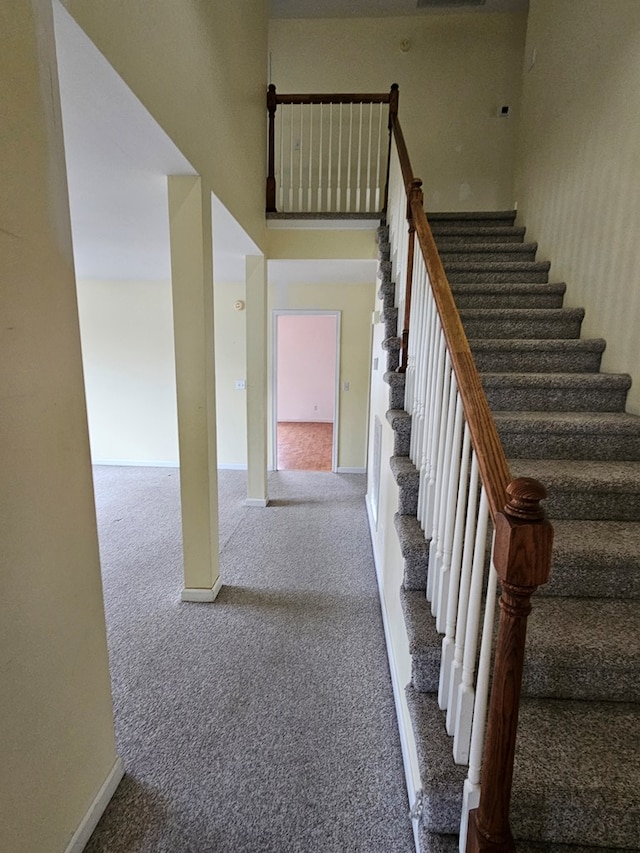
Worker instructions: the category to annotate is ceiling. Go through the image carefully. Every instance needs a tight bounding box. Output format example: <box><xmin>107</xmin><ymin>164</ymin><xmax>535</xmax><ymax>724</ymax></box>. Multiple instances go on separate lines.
<box><xmin>270</xmin><ymin>0</ymin><xmax>528</xmax><ymax>18</ymax></box>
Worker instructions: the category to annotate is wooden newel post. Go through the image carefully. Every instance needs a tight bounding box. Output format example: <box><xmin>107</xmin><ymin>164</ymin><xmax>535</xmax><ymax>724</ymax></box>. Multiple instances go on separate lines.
<box><xmin>397</xmin><ymin>178</ymin><xmax>423</xmax><ymax>374</ymax></box>
<box><xmin>266</xmin><ymin>84</ymin><xmax>277</xmax><ymax>213</ymax></box>
<box><xmin>466</xmin><ymin>478</ymin><xmax>553</xmax><ymax>853</ymax></box>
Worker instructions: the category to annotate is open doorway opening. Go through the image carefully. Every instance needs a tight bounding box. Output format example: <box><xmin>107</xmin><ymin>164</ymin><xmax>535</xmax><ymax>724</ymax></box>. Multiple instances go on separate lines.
<box><xmin>274</xmin><ymin>311</ymin><xmax>340</xmax><ymax>472</ymax></box>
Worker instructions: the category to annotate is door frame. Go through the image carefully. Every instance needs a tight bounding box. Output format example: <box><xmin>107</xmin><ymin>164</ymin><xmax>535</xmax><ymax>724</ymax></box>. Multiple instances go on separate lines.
<box><xmin>271</xmin><ymin>309</ymin><xmax>341</xmax><ymax>472</ymax></box>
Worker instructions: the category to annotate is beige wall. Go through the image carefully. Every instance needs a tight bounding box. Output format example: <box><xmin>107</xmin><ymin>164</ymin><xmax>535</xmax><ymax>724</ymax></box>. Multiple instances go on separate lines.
<box><xmin>62</xmin><ymin>0</ymin><xmax>269</xmax><ymax>249</ymax></box>
<box><xmin>515</xmin><ymin>0</ymin><xmax>640</xmax><ymax>414</ymax></box>
<box><xmin>0</xmin><ymin>2</ymin><xmax>119</xmax><ymax>850</ymax></box>
<box><xmin>215</xmin><ymin>282</ymin><xmax>249</xmax><ymax>468</ymax></box>
<box><xmin>77</xmin><ymin>279</ymin><xmax>179</xmax><ymax>464</ymax></box>
<box><xmin>269</xmin><ymin>13</ymin><xmax>527</xmax><ymax>211</ymax></box>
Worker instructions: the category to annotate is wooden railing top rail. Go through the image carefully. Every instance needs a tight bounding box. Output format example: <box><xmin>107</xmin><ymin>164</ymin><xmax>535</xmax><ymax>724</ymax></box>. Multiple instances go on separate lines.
<box><xmin>269</xmin><ymin>87</ymin><xmax>392</xmax><ymax>106</ymax></box>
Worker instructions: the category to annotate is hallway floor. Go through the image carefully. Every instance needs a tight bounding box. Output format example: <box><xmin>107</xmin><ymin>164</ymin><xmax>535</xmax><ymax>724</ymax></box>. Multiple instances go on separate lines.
<box><xmin>277</xmin><ymin>421</ymin><xmax>334</xmax><ymax>471</ymax></box>
<box><xmin>87</xmin><ymin>467</ymin><xmax>415</xmax><ymax>853</ymax></box>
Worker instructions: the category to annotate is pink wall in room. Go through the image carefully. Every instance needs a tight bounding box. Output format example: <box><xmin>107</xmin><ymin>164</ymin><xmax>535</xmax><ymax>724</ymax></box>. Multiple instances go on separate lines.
<box><xmin>277</xmin><ymin>314</ymin><xmax>337</xmax><ymax>422</ymax></box>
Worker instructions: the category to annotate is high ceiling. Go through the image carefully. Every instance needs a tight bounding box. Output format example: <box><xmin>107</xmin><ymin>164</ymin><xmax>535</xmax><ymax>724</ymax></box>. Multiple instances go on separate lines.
<box><xmin>270</xmin><ymin>0</ymin><xmax>528</xmax><ymax>19</ymax></box>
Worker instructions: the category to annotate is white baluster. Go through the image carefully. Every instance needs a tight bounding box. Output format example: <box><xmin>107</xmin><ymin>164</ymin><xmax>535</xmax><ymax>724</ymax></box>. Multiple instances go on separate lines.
<box><xmin>375</xmin><ymin>104</ymin><xmax>383</xmax><ymax>212</ymax></box>
<box><xmin>298</xmin><ymin>105</ymin><xmax>304</xmax><ymax>211</ymax></box>
<box><xmin>453</xmin><ymin>486</ymin><xmax>490</xmax><ymax>764</ymax></box>
<box><xmin>346</xmin><ymin>103</ymin><xmax>353</xmax><ymax>212</ymax></box>
<box><xmin>420</xmin><ymin>325</ymin><xmax>445</xmax><ymax>538</ymax></box>
<box><xmin>336</xmin><ymin>104</ymin><xmax>343</xmax><ymax>212</ymax></box>
<box><xmin>446</xmin><ymin>452</ymin><xmax>480</xmax><ymax>734</ymax></box>
<box><xmin>307</xmin><ymin>104</ymin><xmax>313</xmax><ymax>212</ymax></box>
<box><xmin>439</xmin><ymin>422</ymin><xmax>471</xmax><ymax>710</ymax></box>
<box><xmin>317</xmin><ymin>103</ymin><xmax>323</xmax><ymax>210</ymax></box>
<box><xmin>434</xmin><ymin>382</ymin><xmax>463</xmax><ymax>632</ymax></box>
<box><xmin>327</xmin><ymin>104</ymin><xmax>333</xmax><ymax>211</ymax></box>
<box><xmin>365</xmin><ymin>103</ymin><xmax>373</xmax><ymax>211</ymax></box>
<box><xmin>427</xmin><ymin>352</ymin><xmax>452</xmax><ymax>606</ymax></box>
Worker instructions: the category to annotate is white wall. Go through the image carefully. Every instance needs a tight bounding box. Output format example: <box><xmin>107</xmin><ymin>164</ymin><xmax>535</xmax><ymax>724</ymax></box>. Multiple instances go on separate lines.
<box><xmin>1</xmin><ymin>2</ymin><xmax>119</xmax><ymax>850</ymax></box>
<box><xmin>214</xmin><ymin>282</ymin><xmax>249</xmax><ymax>468</ymax></box>
<box><xmin>515</xmin><ymin>0</ymin><xmax>640</xmax><ymax>414</ymax></box>
<box><xmin>269</xmin><ymin>12</ymin><xmax>527</xmax><ymax>211</ymax></box>
<box><xmin>77</xmin><ymin>279</ymin><xmax>179</xmax><ymax>465</ymax></box>
<box><xmin>276</xmin><ymin>314</ymin><xmax>337</xmax><ymax>422</ymax></box>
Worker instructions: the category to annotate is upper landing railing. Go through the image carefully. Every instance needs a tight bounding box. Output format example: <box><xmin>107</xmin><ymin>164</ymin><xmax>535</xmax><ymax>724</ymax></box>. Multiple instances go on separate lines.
<box><xmin>266</xmin><ymin>84</ymin><xmax>396</xmax><ymax>214</ymax></box>
<box><xmin>266</xmin><ymin>85</ymin><xmax>554</xmax><ymax>853</ymax></box>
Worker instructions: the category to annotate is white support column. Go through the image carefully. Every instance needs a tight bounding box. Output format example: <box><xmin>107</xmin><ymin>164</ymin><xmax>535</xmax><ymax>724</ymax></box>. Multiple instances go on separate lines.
<box><xmin>245</xmin><ymin>255</ymin><xmax>269</xmax><ymax>507</ymax></box>
<box><xmin>167</xmin><ymin>176</ymin><xmax>222</xmax><ymax>602</ymax></box>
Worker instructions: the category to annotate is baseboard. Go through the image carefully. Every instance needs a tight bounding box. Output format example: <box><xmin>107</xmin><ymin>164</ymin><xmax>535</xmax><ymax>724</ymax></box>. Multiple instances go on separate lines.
<box><xmin>217</xmin><ymin>463</ymin><xmax>248</xmax><ymax>470</ymax></box>
<box><xmin>336</xmin><ymin>466</ymin><xmax>366</xmax><ymax>474</ymax></box>
<box><xmin>92</xmin><ymin>459</ymin><xmax>178</xmax><ymax>468</ymax></box>
<box><xmin>64</xmin><ymin>756</ymin><xmax>124</xmax><ymax>853</ymax></box>
<box><xmin>244</xmin><ymin>497</ymin><xmax>269</xmax><ymax>507</ymax></box>
<box><xmin>181</xmin><ymin>575</ymin><xmax>223</xmax><ymax>602</ymax></box>
<box><xmin>365</xmin><ymin>494</ymin><xmax>422</xmax><ymax>853</ymax></box>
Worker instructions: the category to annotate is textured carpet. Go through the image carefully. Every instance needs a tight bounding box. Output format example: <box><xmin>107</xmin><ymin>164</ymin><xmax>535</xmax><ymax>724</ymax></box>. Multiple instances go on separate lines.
<box><xmin>87</xmin><ymin>466</ymin><xmax>414</xmax><ymax>853</ymax></box>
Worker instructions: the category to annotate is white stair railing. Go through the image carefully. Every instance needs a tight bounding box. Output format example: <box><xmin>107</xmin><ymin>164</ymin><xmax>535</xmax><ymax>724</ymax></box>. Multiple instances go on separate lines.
<box><xmin>385</xmin><ymin>112</ymin><xmax>553</xmax><ymax>853</ymax></box>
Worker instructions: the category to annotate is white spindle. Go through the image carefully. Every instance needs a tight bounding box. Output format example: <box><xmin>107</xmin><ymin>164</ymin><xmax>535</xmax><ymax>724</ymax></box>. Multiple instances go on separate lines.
<box><xmin>438</xmin><ymin>422</ymin><xmax>472</xmax><ymax>710</ymax></box>
<box><xmin>307</xmin><ymin>104</ymin><xmax>314</xmax><ymax>212</ymax></box>
<box><xmin>375</xmin><ymin>104</ymin><xmax>383</xmax><ymax>211</ymax></box>
<box><xmin>446</xmin><ymin>452</ymin><xmax>480</xmax><ymax>734</ymax></box>
<box><xmin>297</xmin><ymin>105</ymin><xmax>304</xmax><ymax>211</ymax></box>
<box><xmin>356</xmin><ymin>102</ymin><xmax>363</xmax><ymax>211</ymax></box>
<box><xmin>434</xmin><ymin>383</ymin><xmax>464</xmax><ymax>633</ymax></box>
<box><xmin>428</xmin><ymin>355</ymin><xmax>455</xmax><ymax>614</ymax></box>
<box><xmin>453</xmin><ymin>485</ymin><xmax>490</xmax><ymax>764</ymax></box>
<box><xmin>346</xmin><ymin>103</ymin><xmax>353</xmax><ymax>211</ymax></box>
<box><xmin>327</xmin><ymin>105</ymin><xmax>333</xmax><ymax>211</ymax></box>
<box><xmin>336</xmin><ymin>104</ymin><xmax>343</xmax><ymax>211</ymax></box>
<box><xmin>420</xmin><ymin>326</ymin><xmax>445</xmax><ymax>540</ymax></box>
<box><xmin>365</xmin><ymin>103</ymin><xmax>373</xmax><ymax>211</ymax></box>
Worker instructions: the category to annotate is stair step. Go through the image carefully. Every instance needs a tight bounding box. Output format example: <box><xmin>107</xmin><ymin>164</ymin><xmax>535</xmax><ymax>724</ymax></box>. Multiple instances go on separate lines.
<box><xmin>546</xmin><ymin>520</ymin><xmax>640</xmax><ymax>599</ymax></box>
<box><xmin>417</xmin><ymin>832</ymin><xmax>634</xmax><ymax>853</ymax></box>
<box><xmin>386</xmin><ymin>408</ymin><xmax>411</xmax><ymax>456</ymax></box>
<box><xmin>402</xmin><ymin>589</ymin><xmax>441</xmax><ymax>692</ymax></box>
<box><xmin>446</xmin><ymin>260</ymin><xmax>550</xmax><ymax>283</ymax></box>
<box><xmin>428</xmin><ymin>210</ymin><xmax>517</xmax><ymax>227</ymax></box>
<box><xmin>394</xmin><ymin>513</ymin><xmax>430</xmax><ymax>591</ymax></box>
<box><xmin>382</xmin><ymin>335</ymin><xmax>401</xmax><ymax>371</ymax></box>
<box><xmin>510</xmin><ymin>698</ymin><xmax>640</xmax><ymax>848</ymax></box>
<box><xmin>438</xmin><ymin>242</ymin><xmax>538</xmax><ymax>263</ymax></box>
<box><xmin>525</xmin><ymin>597</ymin><xmax>640</xmax><ymax>701</ymax></box>
<box><xmin>497</xmin><ymin>411</ymin><xmax>640</xmax><ymax>460</ymax></box>
<box><xmin>430</xmin><ymin>224</ymin><xmax>526</xmax><ymax>243</ymax></box>
<box><xmin>461</xmin><ymin>307</ymin><xmax>584</xmax><ymax>339</ymax></box>
<box><xmin>384</xmin><ymin>370</ymin><xmax>406</xmax><ymax>410</ymax></box>
<box><xmin>510</xmin><ymin>458</ymin><xmax>640</xmax><ymax>520</ymax></box>
<box><xmin>452</xmin><ymin>281</ymin><xmax>566</xmax><ymax>309</ymax></box>
<box><xmin>390</xmin><ymin>455</ymin><xmax>420</xmax><ymax>516</ymax></box>
<box><xmin>407</xmin><ymin>688</ymin><xmax>640</xmax><ymax>848</ymax></box>
<box><xmin>470</xmin><ymin>338</ymin><xmax>606</xmax><ymax>374</ymax></box>
<box><xmin>482</xmin><ymin>372</ymin><xmax>631</xmax><ymax>412</ymax></box>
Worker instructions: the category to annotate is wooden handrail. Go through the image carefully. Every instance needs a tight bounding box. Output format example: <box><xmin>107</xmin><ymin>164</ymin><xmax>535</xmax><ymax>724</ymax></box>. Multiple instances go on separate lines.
<box><xmin>389</xmin><ymin>109</ymin><xmax>553</xmax><ymax>853</ymax></box>
<box><xmin>273</xmin><ymin>92</ymin><xmax>392</xmax><ymax>105</ymax></box>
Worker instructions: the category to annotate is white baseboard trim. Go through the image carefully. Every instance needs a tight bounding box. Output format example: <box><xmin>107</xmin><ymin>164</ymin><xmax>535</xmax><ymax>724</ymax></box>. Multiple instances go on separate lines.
<box><xmin>336</xmin><ymin>466</ymin><xmax>366</xmax><ymax>474</ymax></box>
<box><xmin>65</xmin><ymin>756</ymin><xmax>124</xmax><ymax>853</ymax></box>
<box><xmin>244</xmin><ymin>497</ymin><xmax>269</xmax><ymax>507</ymax></box>
<box><xmin>365</xmin><ymin>494</ymin><xmax>422</xmax><ymax>853</ymax></box>
<box><xmin>217</xmin><ymin>463</ymin><xmax>248</xmax><ymax>470</ymax></box>
<box><xmin>181</xmin><ymin>575</ymin><xmax>223</xmax><ymax>602</ymax></box>
<box><xmin>92</xmin><ymin>459</ymin><xmax>178</xmax><ymax>468</ymax></box>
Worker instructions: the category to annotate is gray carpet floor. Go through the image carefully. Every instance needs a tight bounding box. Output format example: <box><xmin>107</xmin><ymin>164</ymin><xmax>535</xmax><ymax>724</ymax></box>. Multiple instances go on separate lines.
<box><xmin>86</xmin><ymin>467</ymin><xmax>415</xmax><ymax>853</ymax></box>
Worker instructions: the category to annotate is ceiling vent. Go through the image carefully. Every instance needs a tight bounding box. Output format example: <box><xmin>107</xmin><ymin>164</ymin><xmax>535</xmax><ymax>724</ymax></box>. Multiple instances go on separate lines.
<box><xmin>417</xmin><ymin>0</ymin><xmax>486</xmax><ymax>7</ymax></box>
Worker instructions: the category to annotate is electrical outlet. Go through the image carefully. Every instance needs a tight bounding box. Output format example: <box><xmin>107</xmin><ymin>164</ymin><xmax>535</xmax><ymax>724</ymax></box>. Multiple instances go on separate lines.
<box><xmin>235</xmin><ymin>380</ymin><xmax>246</xmax><ymax>390</ymax></box>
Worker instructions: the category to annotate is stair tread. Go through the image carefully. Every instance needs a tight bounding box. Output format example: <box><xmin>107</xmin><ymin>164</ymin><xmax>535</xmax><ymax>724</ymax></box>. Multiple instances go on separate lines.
<box><xmin>407</xmin><ymin>688</ymin><xmax>640</xmax><ymax>846</ymax></box>
<box><xmin>430</xmin><ymin>223</ymin><xmax>525</xmax><ymax>235</ymax></box>
<box><xmin>496</xmin><ymin>410</ymin><xmax>640</xmax><ymax>432</ymax></box>
<box><xmin>428</xmin><ymin>210</ymin><xmax>516</xmax><ymax>222</ymax></box>
<box><xmin>525</xmin><ymin>597</ymin><xmax>640</xmax><ymax>701</ymax></box>
<box><xmin>452</xmin><ymin>281</ymin><xmax>566</xmax><ymax>293</ymax></box>
<box><xmin>548</xmin><ymin>519</ymin><xmax>640</xmax><ymax>599</ymax></box>
<box><xmin>439</xmin><ymin>241</ymin><xmax>538</xmax><ymax>252</ymax></box>
<box><xmin>446</xmin><ymin>260</ymin><xmax>550</xmax><ymax>271</ymax></box>
<box><xmin>462</xmin><ymin>307</ymin><xmax>584</xmax><ymax>318</ymax></box>
<box><xmin>510</xmin><ymin>457</ymin><xmax>640</xmax><ymax>490</ymax></box>
<box><xmin>483</xmin><ymin>371</ymin><xmax>631</xmax><ymax>388</ymax></box>
<box><xmin>470</xmin><ymin>337</ymin><xmax>605</xmax><ymax>351</ymax></box>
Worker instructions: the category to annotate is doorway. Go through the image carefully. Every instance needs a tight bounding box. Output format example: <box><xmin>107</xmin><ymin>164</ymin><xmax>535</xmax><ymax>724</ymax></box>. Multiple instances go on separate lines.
<box><xmin>273</xmin><ymin>311</ymin><xmax>340</xmax><ymax>472</ymax></box>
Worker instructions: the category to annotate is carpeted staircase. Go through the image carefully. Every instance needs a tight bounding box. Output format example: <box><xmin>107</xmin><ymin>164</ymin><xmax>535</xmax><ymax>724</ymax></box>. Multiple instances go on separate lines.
<box><xmin>376</xmin><ymin>211</ymin><xmax>640</xmax><ymax>852</ymax></box>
